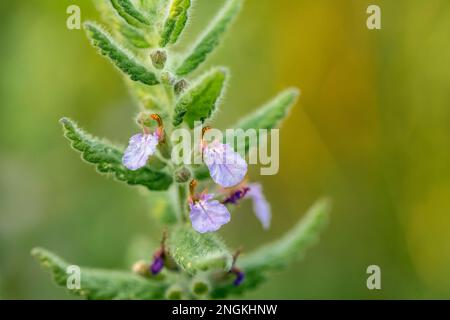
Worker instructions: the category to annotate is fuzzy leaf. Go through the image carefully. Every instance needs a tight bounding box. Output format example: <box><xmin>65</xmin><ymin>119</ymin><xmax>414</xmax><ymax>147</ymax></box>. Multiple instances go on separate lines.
<box><xmin>168</xmin><ymin>225</ymin><xmax>233</xmax><ymax>275</ymax></box>
<box><xmin>140</xmin><ymin>0</ymin><xmax>170</xmax><ymax>25</ymax></box>
<box><xmin>120</xmin><ymin>24</ymin><xmax>151</xmax><ymax>48</ymax></box>
<box><xmin>84</xmin><ymin>22</ymin><xmax>159</xmax><ymax>86</ymax></box>
<box><xmin>235</xmin><ymin>88</ymin><xmax>299</xmax><ymax>130</ymax></box>
<box><xmin>111</xmin><ymin>0</ymin><xmax>150</xmax><ymax>27</ymax></box>
<box><xmin>160</xmin><ymin>0</ymin><xmax>191</xmax><ymax>47</ymax></box>
<box><xmin>232</xmin><ymin>88</ymin><xmax>299</xmax><ymax>153</ymax></box>
<box><xmin>176</xmin><ymin>0</ymin><xmax>243</xmax><ymax>76</ymax></box>
<box><xmin>31</xmin><ymin>247</ymin><xmax>167</xmax><ymax>300</ymax></box>
<box><xmin>211</xmin><ymin>198</ymin><xmax>331</xmax><ymax>298</ymax></box>
<box><xmin>60</xmin><ymin>117</ymin><xmax>173</xmax><ymax>191</ymax></box>
<box><xmin>173</xmin><ymin>68</ymin><xmax>227</xmax><ymax>128</ymax></box>
<box><xmin>192</xmin><ymin>164</ymin><xmax>211</xmax><ymax>180</ymax></box>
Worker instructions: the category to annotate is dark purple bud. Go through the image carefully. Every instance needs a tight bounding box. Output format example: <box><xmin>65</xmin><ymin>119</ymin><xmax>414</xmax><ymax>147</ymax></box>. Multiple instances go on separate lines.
<box><xmin>233</xmin><ymin>270</ymin><xmax>245</xmax><ymax>286</ymax></box>
<box><xmin>150</xmin><ymin>256</ymin><xmax>164</xmax><ymax>275</ymax></box>
<box><xmin>223</xmin><ymin>187</ymin><xmax>250</xmax><ymax>205</ymax></box>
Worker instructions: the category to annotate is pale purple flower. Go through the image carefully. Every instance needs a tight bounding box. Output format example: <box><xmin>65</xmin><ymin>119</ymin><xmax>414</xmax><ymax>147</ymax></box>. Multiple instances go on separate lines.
<box><xmin>246</xmin><ymin>183</ymin><xmax>271</xmax><ymax>230</ymax></box>
<box><xmin>122</xmin><ymin>133</ymin><xmax>159</xmax><ymax>170</ymax></box>
<box><xmin>189</xmin><ymin>193</ymin><xmax>231</xmax><ymax>233</ymax></box>
<box><xmin>203</xmin><ymin>140</ymin><xmax>247</xmax><ymax>188</ymax></box>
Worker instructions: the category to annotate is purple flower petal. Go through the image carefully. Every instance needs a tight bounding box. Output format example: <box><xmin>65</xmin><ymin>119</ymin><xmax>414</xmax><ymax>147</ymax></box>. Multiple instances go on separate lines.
<box><xmin>189</xmin><ymin>193</ymin><xmax>231</xmax><ymax>233</ymax></box>
<box><xmin>246</xmin><ymin>183</ymin><xmax>271</xmax><ymax>230</ymax></box>
<box><xmin>203</xmin><ymin>140</ymin><xmax>247</xmax><ymax>188</ymax></box>
<box><xmin>122</xmin><ymin>133</ymin><xmax>158</xmax><ymax>171</ymax></box>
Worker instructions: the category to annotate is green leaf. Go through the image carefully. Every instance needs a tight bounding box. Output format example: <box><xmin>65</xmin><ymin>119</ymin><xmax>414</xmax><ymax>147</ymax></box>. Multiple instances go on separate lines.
<box><xmin>111</xmin><ymin>0</ymin><xmax>150</xmax><ymax>27</ymax></box>
<box><xmin>192</xmin><ymin>164</ymin><xmax>211</xmax><ymax>180</ymax></box>
<box><xmin>231</xmin><ymin>88</ymin><xmax>299</xmax><ymax>153</ymax></box>
<box><xmin>235</xmin><ymin>88</ymin><xmax>299</xmax><ymax>130</ymax></box>
<box><xmin>160</xmin><ymin>0</ymin><xmax>191</xmax><ymax>47</ymax></box>
<box><xmin>211</xmin><ymin>198</ymin><xmax>331</xmax><ymax>298</ymax></box>
<box><xmin>84</xmin><ymin>22</ymin><xmax>159</xmax><ymax>86</ymax></box>
<box><xmin>168</xmin><ymin>225</ymin><xmax>233</xmax><ymax>275</ymax></box>
<box><xmin>120</xmin><ymin>24</ymin><xmax>151</xmax><ymax>49</ymax></box>
<box><xmin>94</xmin><ymin>0</ymin><xmax>123</xmax><ymax>26</ymax></box>
<box><xmin>176</xmin><ymin>0</ymin><xmax>243</xmax><ymax>76</ymax></box>
<box><xmin>60</xmin><ymin>117</ymin><xmax>173</xmax><ymax>191</ymax></box>
<box><xmin>32</xmin><ymin>247</ymin><xmax>167</xmax><ymax>300</ymax></box>
<box><xmin>173</xmin><ymin>68</ymin><xmax>227</xmax><ymax>128</ymax></box>
<box><xmin>140</xmin><ymin>0</ymin><xmax>170</xmax><ymax>25</ymax></box>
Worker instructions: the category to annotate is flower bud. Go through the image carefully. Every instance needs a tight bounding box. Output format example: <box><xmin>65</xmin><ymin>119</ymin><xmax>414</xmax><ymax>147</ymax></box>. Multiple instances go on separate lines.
<box><xmin>150</xmin><ymin>49</ymin><xmax>167</xmax><ymax>70</ymax></box>
<box><xmin>161</xmin><ymin>71</ymin><xmax>175</xmax><ymax>86</ymax></box>
<box><xmin>222</xmin><ymin>187</ymin><xmax>250</xmax><ymax>205</ymax></box>
<box><xmin>150</xmin><ymin>256</ymin><xmax>164</xmax><ymax>275</ymax></box>
<box><xmin>165</xmin><ymin>285</ymin><xmax>185</xmax><ymax>300</ymax></box>
<box><xmin>234</xmin><ymin>271</ymin><xmax>245</xmax><ymax>286</ymax></box>
<box><xmin>190</xmin><ymin>276</ymin><xmax>210</xmax><ymax>296</ymax></box>
<box><xmin>174</xmin><ymin>79</ymin><xmax>188</xmax><ymax>95</ymax></box>
<box><xmin>230</xmin><ymin>256</ymin><xmax>245</xmax><ymax>286</ymax></box>
<box><xmin>175</xmin><ymin>167</ymin><xmax>192</xmax><ymax>183</ymax></box>
<box><xmin>132</xmin><ymin>260</ymin><xmax>149</xmax><ymax>276</ymax></box>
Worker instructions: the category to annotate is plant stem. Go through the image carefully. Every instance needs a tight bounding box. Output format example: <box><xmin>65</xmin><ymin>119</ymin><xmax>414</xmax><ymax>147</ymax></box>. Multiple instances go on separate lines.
<box><xmin>177</xmin><ymin>183</ymin><xmax>188</xmax><ymax>223</ymax></box>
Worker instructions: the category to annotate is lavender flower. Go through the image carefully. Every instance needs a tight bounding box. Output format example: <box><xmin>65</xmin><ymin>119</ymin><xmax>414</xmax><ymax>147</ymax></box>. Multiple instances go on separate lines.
<box><xmin>203</xmin><ymin>140</ymin><xmax>247</xmax><ymax>188</ymax></box>
<box><xmin>122</xmin><ymin>133</ymin><xmax>159</xmax><ymax>170</ymax></box>
<box><xmin>189</xmin><ymin>193</ymin><xmax>231</xmax><ymax>233</ymax></box>
<box><xmin>247</xmin><ymin>183</ymin><xmax>271</xmax><ymax>230</ymax></box>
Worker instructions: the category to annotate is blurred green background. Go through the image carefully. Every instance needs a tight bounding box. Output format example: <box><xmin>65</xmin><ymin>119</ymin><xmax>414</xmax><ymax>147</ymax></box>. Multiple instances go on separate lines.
<box><xmin>1</xmin><ymin>0</ymin><xmax>450</xmax><ymax>299</ymax></box>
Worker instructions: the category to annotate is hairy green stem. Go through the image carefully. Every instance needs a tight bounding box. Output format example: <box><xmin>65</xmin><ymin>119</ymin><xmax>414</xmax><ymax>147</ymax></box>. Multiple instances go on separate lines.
<box><xmin>177</xmin><ymin>183</ymin><xmax>188</xmax><ymax>223</ymax></box>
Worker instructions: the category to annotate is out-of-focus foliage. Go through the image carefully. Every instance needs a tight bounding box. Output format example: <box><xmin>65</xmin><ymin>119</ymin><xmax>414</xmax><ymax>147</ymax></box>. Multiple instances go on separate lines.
<box><xmin>32</xmin><ymin>247</ymin><xmax>168</xmax><ymax>299</ymax></box>
<box><xmin>212</xmin><ymin>199</ymin><xmax>330</xmax><ymax>298</ymax></box>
